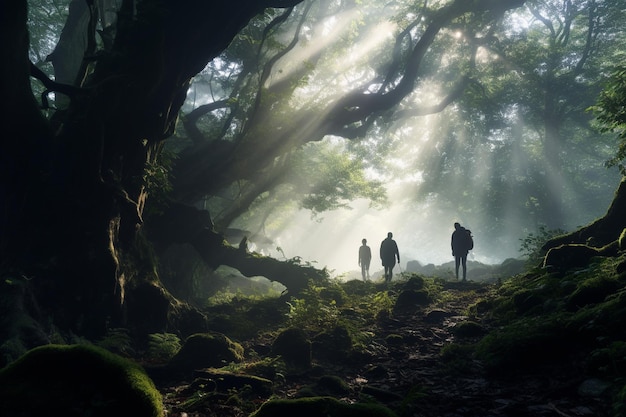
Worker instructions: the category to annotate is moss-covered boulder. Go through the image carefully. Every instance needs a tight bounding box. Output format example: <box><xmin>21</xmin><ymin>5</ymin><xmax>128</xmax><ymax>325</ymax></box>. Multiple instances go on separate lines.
<box><xmin>271</xmin><ymin>327</ymin><xmax>311</xmax><ymax>369</ymax></box>
<box><xmin>402</xmin><ymin>275</ymin><xmax>425</xmax><ymax>290</ymax></box>
<box><xmin>250</xmin><ymin>396</ymin><xmax>398</xmax><ymax>417</ymax></box>
<box><xmin>0</xmin><ymin>344</ymin><xmax>162</xmax><ymax>417</ymax></box>
<box><xmin>169</xmin><ymin>332</ymin><xmax>244</xmax><ymax>372</ymax></box>
<box><xmin>452</xmin><ymin>320</ymin><xmax>485</xmax><ymax>338</ymax></box>
<box><xmin>393</xmin><ymin>289</ymin><xmax>431</xmax><ymax>314</ymax></box>
<box><xmin>543</xmin><ymin>244</ymin><xmax>600</xmax><ymax>270</ymax></box>
<box><xmin>312</xmin><ymin>324</ymin><xmax>353</xmax><ymax>361</ymax></box>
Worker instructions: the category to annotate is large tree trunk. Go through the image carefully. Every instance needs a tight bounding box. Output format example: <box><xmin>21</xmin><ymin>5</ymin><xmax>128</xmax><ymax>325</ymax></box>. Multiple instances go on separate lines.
<box><xmin>541</xmin><ymin>176</ymin><xmax>626</xmax><ymax>252</ymax></box>
<box><xmin>1</xmin><ymin>0</ymin><xmax>305</xmax><ymax>340</ymax></box>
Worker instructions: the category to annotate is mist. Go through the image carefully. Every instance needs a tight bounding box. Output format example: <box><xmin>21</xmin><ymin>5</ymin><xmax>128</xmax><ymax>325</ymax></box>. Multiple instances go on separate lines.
<box><xmin>189</xmin><ymin>0</ymin><xmax>623</xmax><ymax>278</ymax></box>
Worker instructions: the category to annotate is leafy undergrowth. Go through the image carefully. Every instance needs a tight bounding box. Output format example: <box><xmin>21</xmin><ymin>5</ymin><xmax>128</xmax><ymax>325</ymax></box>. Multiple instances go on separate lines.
<box><xmin>144</xmin><ymin>255</ymin><xmax>626</xmax><ymax>416</ymax></box>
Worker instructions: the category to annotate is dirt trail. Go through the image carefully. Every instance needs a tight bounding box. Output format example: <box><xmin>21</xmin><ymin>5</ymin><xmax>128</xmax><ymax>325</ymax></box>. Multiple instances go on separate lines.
<box><xmin>159</xmin><ymin>283</ymin><xmax>610</xmax><ymax>417</ymax></box>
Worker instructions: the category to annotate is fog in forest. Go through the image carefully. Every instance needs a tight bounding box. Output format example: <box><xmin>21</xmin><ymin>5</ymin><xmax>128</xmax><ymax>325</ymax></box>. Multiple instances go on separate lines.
<box><xmin>190</xmin><ymin>1</ymin><xmax>625</xmax><ymax>277</ymax></box>
<box><xmin>237</xmin><ymin>177</ymin><xmax>619</xmax><ymax>276</ymax></box>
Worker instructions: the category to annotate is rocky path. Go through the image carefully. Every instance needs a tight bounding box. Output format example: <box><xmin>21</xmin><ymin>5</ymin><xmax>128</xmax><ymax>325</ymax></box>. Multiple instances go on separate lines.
<box><xmin>158</xmin><ymin>283</ymin><xmax>611</xmax><ymax>417</ymax></box>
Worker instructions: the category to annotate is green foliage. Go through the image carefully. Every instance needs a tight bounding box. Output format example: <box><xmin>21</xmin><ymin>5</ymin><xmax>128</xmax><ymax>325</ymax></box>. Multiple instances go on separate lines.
<box><xmin>294</xmin><ymin>141</ymin><xmax>388</xmax><ymax>215</ymax></box>
<box><xmin>591</xmin><ymin>65</ymin><xmax>626</xmax><ymax>174</ymax></box>
<box><xmin>286</xmin><ymin>292</ymin><xmax>340</xmax><ymax>331</ymax></box>
<box><xmin>142</xmin><ymin>150</ymin><xmax>175</xmax><ymax>217</ymax></box>
<box><xmin>518</xmin><ymin>225</ymin><xmax>567</xmax><ymax>264</ymax></box>
<box><xmin>285</xmin><ymin>280</ymin><xmax>367</xmax><ymax>331</ymax></box>
<box><xmin>371</xmin><ymin>291</ymin><xmax>394</xmax><ymax>316</ymax></box>
<box><xmin>95</xmin><ymin>328</ymin><xmax>135</xmax><ymax>357</ymax></box>
<box><xmin>146</xmin><ymin>333</ymin><xmax>181</xmax><ymax>363</ymax></box>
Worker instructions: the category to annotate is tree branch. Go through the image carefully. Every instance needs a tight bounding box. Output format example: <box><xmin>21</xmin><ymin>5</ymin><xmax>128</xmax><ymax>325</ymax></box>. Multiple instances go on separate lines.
<box><xmin>29</xmin><ymin>62</ymin><xmax>85</xmax><ymax>108</ymax></box>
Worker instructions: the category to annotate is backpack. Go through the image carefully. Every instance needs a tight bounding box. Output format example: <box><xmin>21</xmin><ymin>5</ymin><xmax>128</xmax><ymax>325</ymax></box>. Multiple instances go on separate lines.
<box><xmin>464</xmin><ymin>229</ymin><xmax>474</xmax><ymax>250</ymax></box>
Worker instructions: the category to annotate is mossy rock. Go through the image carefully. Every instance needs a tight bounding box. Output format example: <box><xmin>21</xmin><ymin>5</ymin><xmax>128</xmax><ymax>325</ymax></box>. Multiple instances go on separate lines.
<box><xmin>271</xmin><ymin>327</ymin><xmax>312</xmax><ymax>369</ymax></box>
<box><xmin>250</xmin><ymin>396</ymin><xmax>398</xmax><ymax>417</ymax></box>
<box><xmin>312</xmin><ymin>324</ymin><xmax>353</xmax><ymax>361</ymax></box>
<box><xmin>393</xmin><ymin>289</ymin><xmax>431</xmax><ymax>314</ymax></box>
<box><xmin>169</xmin><ymin>332</ymin><xmax>244</xmax><ymax>372</ymax></box>
<box><xmin>566</xmin><ymin>277</ymin><xmax>621</xmax><ymax>311</ymax></box>
<box><xmin>543</xmin><ymin>244</ymin><xmax>600</xmax><ymax>270</ymax></box>
<box><xmin>452</xmin><ymin>321</ymin><xmax>484</xmax><ymax>338</ymax></box>
<box><xmin>402</xmin><ymin>275</ymin><xmax>425</xmax><ymax>290</ymax></box>
<box><xmin>0</xmin><ymin>344</ymin><xmax>162</xmax><ymax>417</ymax></box>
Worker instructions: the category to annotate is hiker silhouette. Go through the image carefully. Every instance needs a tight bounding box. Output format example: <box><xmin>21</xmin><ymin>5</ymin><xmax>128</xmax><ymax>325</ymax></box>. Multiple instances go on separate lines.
<box><xmin>451</xmin><ymin>222</ymin><xmax>473</xmax><ymax>281</ymax></box>
<box><xmin>358</xmin><ymin>239</ymin><xmax>372</xmax><ymax>281</ymax></box>
<box><xmin>380</xmin><ymin>232</ymin><xmax>400</xmax><ymax>283</ymax></box>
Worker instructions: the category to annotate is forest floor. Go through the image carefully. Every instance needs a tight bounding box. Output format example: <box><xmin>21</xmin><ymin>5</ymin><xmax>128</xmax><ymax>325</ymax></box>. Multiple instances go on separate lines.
<box><xmin>155</xmin><ymin>279</ymin><xmax>611</xmax><ymax>417</ymax></box>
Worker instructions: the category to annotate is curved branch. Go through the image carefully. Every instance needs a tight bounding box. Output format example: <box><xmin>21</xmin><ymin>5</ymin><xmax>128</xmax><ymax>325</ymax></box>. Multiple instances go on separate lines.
<box><xmin>30</xmin><ymin>62</ymin><xmax>85</xmax><ymax>108</ymax></box>
<box><xmin>182</xmin><ymin>99</ymin><xmax>230</xmax><ymax>144</ymax></box>
<box><xmin>321</xmin><ymin>0</ymin><xmax>526</xmax><ymax>136</ymax></box>
<box><xmin>148</xmin><ymin>203</ymin><xmax>327</xmax><ymax>294</ymax></box>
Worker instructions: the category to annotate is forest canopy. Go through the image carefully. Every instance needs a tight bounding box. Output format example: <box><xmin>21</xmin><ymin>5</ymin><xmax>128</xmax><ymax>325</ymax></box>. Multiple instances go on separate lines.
<box><xmin>1</xmin><ymin>0</ymin><xmax>625</xmax><ymax>340</ymax></box>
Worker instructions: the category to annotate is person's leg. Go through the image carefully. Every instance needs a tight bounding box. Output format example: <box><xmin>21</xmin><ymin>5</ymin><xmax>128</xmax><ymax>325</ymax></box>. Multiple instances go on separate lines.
<box><xmin>461</xmin><ymin>255</ymin><xmax>467</xmax><ymax>281</ymax></box>
<box><xmin>455</xmin><ymin>256</ymin><xmax>460</xmax><ymax>280</ymax></box>
<box><xmin>361</xmin><ymin>264</ymin><xmax>366</xmax><ymax>280</ymax></box>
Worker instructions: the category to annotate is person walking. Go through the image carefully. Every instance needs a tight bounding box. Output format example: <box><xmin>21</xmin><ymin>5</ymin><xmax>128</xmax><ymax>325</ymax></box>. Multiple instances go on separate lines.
<box><xmin>358</xmin><ymin>239</ymin><xmax>372</xmax><ymax>281</ymax></box>
<box><xmin>451</xmin><ymin>222</ymin><xmax>473</xmax><ymax>281</ymax></box>
<box><xmin>380</xmin><ymin>232</ymin><xmax>400</xmax><ymax>283</ymax></box>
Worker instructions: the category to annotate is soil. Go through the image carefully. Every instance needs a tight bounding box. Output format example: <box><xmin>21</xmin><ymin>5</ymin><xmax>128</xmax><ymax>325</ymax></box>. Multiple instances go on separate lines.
<box><xmin>155</xmin><ymin>280</ymin><xmax>612</xmax><ymax>417</ymax></box>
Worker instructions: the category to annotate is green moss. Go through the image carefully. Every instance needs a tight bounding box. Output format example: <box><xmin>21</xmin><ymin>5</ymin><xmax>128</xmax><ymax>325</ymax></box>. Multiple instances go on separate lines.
<box><xmin>474</xmin><ymin>317</ymin><xmax>574</xmax><ymax>374</ymax></box>
<box><xmin>440</xmin><ymin>343</ymin><xmax>476</xmax><ymax>374</ymax></box>
<box><xmin>452</xmin><ymin>321</ymin><xmax>484</xmax><ymax>338</ymax></box>
<box><xmin>250</xmin><ymin>396</ymin><xmax>398</xmax><ymax>417</ymax></box>
<box><xmin>0</xmin><ymin>344</ymin><xmax>162</xmax><ymax>417</ymax></box>
<box><xmin>566</xmin><ymin>275</ymin><xmax>621</xmax><ymax>311</ymax></box>
<box><xmin>619</xmin><ymin>228</ymin><xmax>626</xmax><ymax>251</ymax></box>
<box><xmin>385</xmin><ymin>334</ymin><xmax>404</xmax><ymax>346</ymax></box>
<box><xmin>170</xmin><ymin>332</ymin><xmax>244</xmax><ymax>371</ymax></box>
<box><xmin>272</xmin><ymin>327</ymin><xmax>312</xmax><ymax>369</ymax></box>
<box><xmin>316</xmin><ymin>375</ymin><xmax>350</xmax><ymax>395</ymax></box>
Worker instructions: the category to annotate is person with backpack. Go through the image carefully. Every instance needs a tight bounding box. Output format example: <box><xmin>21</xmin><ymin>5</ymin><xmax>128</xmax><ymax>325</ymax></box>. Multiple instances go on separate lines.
<box><xmin>358</xmin><ymin>238</ymin><xmax>372</xmax><ymax>281</ymax></box>
<box><xmin>380</xmin><ymin>232</ymin><xmax>400</xmax><ymax>283</ymax></box>
<box><xmin>451</xmin><ymin>222</ymin><xmax>473</xmax><ymax>281</ymax></box>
